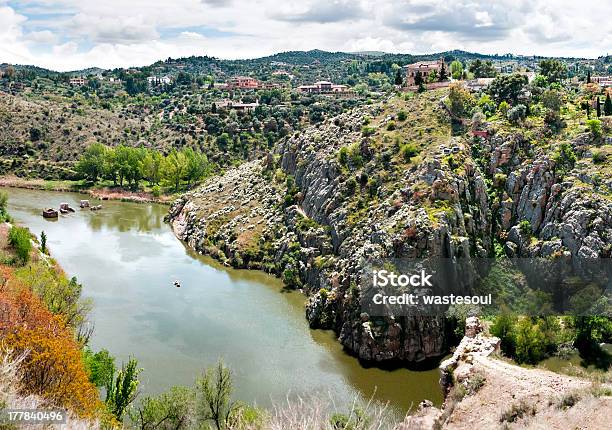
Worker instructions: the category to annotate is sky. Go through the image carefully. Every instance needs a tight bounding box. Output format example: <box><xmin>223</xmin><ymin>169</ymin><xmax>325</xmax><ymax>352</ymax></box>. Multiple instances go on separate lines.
<box><xmin>1</xmin><ymin>0</ymin><xmax>610</xmax><ymax>71</ymax></box>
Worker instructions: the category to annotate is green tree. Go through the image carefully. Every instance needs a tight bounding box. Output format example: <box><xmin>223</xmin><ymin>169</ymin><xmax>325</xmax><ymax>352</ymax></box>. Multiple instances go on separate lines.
<box><xmin>8</xmin><ymin>226</ymin><xmax>32</xmax><ymax>264</ymax></box>
<box><xmin>83</xmin><ymin>348</ymin><xmax>115</xmax><ymax>388</ymax></box>
<box><xmin>125</xmin><ymin>75</ymin><xmax>147</xmax><ymax>95</ymax></box>
<box><xmin>604</xmin><ymin>93</ymin><xmax>612</xmax><ymax>116</ymax></box>
<box><xmin>514</xmin><ymin>317</ymin><xmax>546</xmax><ymax>364</ymax></box>
<box><xmin>469</xmin><ymin>59</ymin><xmax>497</xmax><ymax>78</ymax></box>
<box><xmin>394</xmin><ymin>68</ymin><xmax>403</xmax><ymax>85</ymax></box>
<box><xmin>183</xmin><ymin>148</ymin><xmax>209</xmax><ymax>188</ymax></box>
<box><xmin>0</xmin><ymin>191</ymin><xmax>8</xmax><ymax>221</ymax></box>
<box><xmin>572</xmin><ymin>316</ymin><xmax>612</xmax><ymax>354</ymax></box>
<box><xmin>76</xmin><ymin>143</ymin><xmax>107</xmax><ymax>183</ymax></box>
<box><xmin>106</xmin><ymin>357</ymin><xmax>142</xmax><ymax>421</ymax></box>
<box><xmin>450</xmin><ymin>60</ymin><xmax>463</xmax><ymax>80</ymax></box>
<box><xmin>133</xmin><ymin>386</ymin><xmax>195</xmax><ymax>430</ymax></box>
<box><xmin>542</xmin><ymin>89</ymin><xmax>562</xmax><ymax>114</ymax></box>
<box><xmin>413</xmin><ymin>71</ymin><xmax>423</xmax><ymax>86</ymax></box>
<box><xmin>40</xmin><ymin>231</ymin><xmax>47</xmax><ymax>254</ymax></box>
<box><xmin>586</xmin><ymin>119</ymin><xmax>602</xmax><ymax>138</ymax></box>
<box><xmin>487</xmin><ymin>74</ymin><xmax>528</xmax><ymax>104</ymax></box>
<box><xmin>553</xmin><ymin>142</ymin><xmax>577</xmax><ymax>175</ymax></box>
<box><xmin>438</xmin><ymin>62</ymin><xmax>448</xmax><ymax>81</ymax></box>
<box><xmin>539</xmin><ymin>59</ymin><xmax>568</xmax><ymax>84</ymax></box>
<box><xmin>112</xmin><ymin>145</ymin><xmax>145</xmax><ymax>187</ymax></box>
<box><xmin>448</xmin><ymin>82</ymin><xmax>476</xmax><ymax>117</ymax></box>
<box><xmin>161</xmin><ymin>150</ymin><xmax>188</xmax><ymax>192</ymax></box>
<box><xmin>507</xmin><ymin>104</ymin><xmax>527</xmax><ymax>124</ymax></box>
<box><xmin>196</xmin><ymin>361</ymin><xmax>240</xmax><ymax>430</ymax></box>
<box><xmin>140</xmin><ymin>150</ymin><xmax>163</xmax><ymax>186</ymax></box>
<box><xmin>596</xmin><ymin>97</ymin><xmax>601</xmax><ymax>117</ymax></box>
<box><xmin>491</xmin><ymin>312</ymin><xmax>517</xmax><ymax>357</ymax></box>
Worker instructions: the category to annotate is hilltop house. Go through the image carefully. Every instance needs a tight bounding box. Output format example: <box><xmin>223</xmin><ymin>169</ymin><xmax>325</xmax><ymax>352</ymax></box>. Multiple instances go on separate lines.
<box><xmin>297</xmin><ymin>81</ymin><xmax>354</xmax><ymax>97</ymax></box>
<box><xmin>147</xmin><ymin>76</ymin><xmax>172</xmax><ymax>85</ymax></box>
<box><xmin>69</xmin><ymin>76</ymin><xmax>86</xmax><ymax>86</ymax></box>
<box><xmin>228</xmin><ymin>76</ymin><xmax>259</xmax><ymax>89</ymax></box>
<box><xmin>464</xmin><ymin>78</ymin><xmax>496</xmax><ymax>91</ymax></box>
<box><xmin>403</xmin><ymin>59</ymin><xmax>446</xmax><ymax>86</ymax></box>
<box><xmin>592</xmin><ymin>76</ymin><xmax>612</xmax><ymax>87</ymax></box>
<box><xmin>216</xmin><ymin>99</ymin><xmax>259</xmax><ymax>112</ymax></box>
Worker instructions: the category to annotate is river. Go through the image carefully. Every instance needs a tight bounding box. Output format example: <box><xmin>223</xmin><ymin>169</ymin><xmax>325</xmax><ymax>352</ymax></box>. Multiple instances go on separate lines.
<box><xmin>3</xmin><ymin>187</ymin><xmax>444</xmax><ymax>413</ymax></box>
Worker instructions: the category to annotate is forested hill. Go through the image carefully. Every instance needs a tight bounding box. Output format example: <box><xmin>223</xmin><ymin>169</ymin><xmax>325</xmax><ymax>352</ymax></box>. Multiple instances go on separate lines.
<box><xmin>4</xmin><ymin>49</ymin><xmax>610</xmax><ymax>80</ymax></box>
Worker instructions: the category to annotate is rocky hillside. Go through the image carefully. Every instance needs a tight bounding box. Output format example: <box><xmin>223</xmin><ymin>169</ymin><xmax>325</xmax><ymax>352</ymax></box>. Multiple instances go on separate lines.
<box><xmin>167</xmin><ymin>88</ymin><xmax>611</xmax><ymax>364</ymax></box>
<box><xmin>0</xmin><ymin>92</ymin><xmax>184</xmax><ymax>178</ymax></box>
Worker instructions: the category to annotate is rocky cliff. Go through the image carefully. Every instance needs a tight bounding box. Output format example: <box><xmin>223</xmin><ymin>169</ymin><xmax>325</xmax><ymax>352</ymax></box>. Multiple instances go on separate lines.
<box><xmin>166</xmin><ymin>89</ymin><xmax>611</xmax><ymax>364</ymax></box>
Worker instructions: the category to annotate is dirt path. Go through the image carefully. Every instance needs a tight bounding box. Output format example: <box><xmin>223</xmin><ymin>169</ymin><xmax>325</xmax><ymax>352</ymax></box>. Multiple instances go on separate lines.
<box><xmin>445</xmin><ymin>354</ymin><xmax>611</xmax><ymax>429</ymax></box>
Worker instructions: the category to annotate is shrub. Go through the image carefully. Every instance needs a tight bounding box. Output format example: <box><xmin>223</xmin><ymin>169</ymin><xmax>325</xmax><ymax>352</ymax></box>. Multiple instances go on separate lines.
<box><xmin>448</xmin><ymin>82</ymin><xmax>476</xmax><ymax>117</ymax></box>
<box><xmin>83</xmin><ymin>348</ymin><xmax>115</xmax><ymax>388</ymax></box>
<box><xmin>490</xmin><ymin>312</ymin><xmax>517</xmax><ymax>357</ymax></box>
<box><xmin>518</xmin><ymin>220</ymin><xmax>532</xmax><ymax>236</ymax></box>
<box><xmin>361</xmin><ymin>125</ymin><xmax>376</xmax><ymax>137</ymax></box>
<box><xmin>587</xmin><ymin>119</ymin><xmax>602</xmax><ymax>138</ymax></box>
<box><xmin>397</xmin><ymin>110</ymin><xmax>408</xmax><ymax>121</ymax></box>
<box><xmin>466</xmin><ymin>372</ymin><xmax>486</xmax><ymax>394</ymax></box>
<box><xmin>40</xmin><ymin>231</ymin><xmax>47</xmax><ymax>254</ymax></box>
<box><xmin>553</xmin><ymin>142</ymin><xmax>577</xmax><ymax>175</ymax></box>
<box><xmin>386</xmin><ymin>121</ymin><xmax>396</xmax><ymax>131</ymax></box>
<box><xmin>338</xmin><ymin>147</ymin><xmax>349</xmax><ymax>166</ymax></box>
<box><xmin>556</xmin><ymin>391</ymin><xmax>582</xmax><ymax>410</ymax></box>
<box><xmin>4</xmin><ymin>326</ymin><xmax>101</xmax><ymax>416</ymax></box>
<box><xmin>499</xmin><ymin>399</ymin><xmax>536</xmax><ymax>423</ymax></box>
<box><xmin>345</xmin><ymin>178</ymin><xmax>357</xmax><ymax>196</ymax></box>
<box><xmin>15</xmin><ymin>264</ymin><xmax>91</xmax><ymax>329</ymax></box>
<box><xmin>105</xmin><ymin>357</ymin><xmax>142</xmax><ymax>420</ymax></box>
<box><xmin>0</xmin><ymin>191</ymin><xmax>7</xmax><ymax>221</ymax></box>
<box><xmin>8</xmin><ymin>226</ymin><xmax>32</xmax><ymax>264</ymax></box>
<box><xmin>507</xmin><ymin>104</ymin><xmax>527</xmax><ymax>124</ymax></box>
<box><xmin>196</xmin><ymin>361</ymin><xmax>240</xmax><ymax>430</ymax></box>
<box><xmin>514</xmin><ymin>317</ymin><xmax>546</xmax><ymax>364</ymax></box>
<box><xmin>151</xmin><ymin>185</ymin><xmax>161</xmax><ymax>197</ymax></box>
<box><xmin>471</xmin><ymin>111</ymin><xmax>486</xmax><ymax>130</ymax></box>
<box><xmin>592</xmin><ymin>150</ymin><xmax>607</xmax><ymax>164</ymax></box>
<box><xmin>400</xmin><ymin>143</ymin><xmax>419</xmax><ymax>162</ymax></box>
<box><xmin>498</xmin><ymin>101</ymin><xmax>510</xmax><ymax>116</ymax></box>
<box><xmin>133</xmin><ymin>386</ymin><xmax>195</xmax><ymax>430</ymax></box>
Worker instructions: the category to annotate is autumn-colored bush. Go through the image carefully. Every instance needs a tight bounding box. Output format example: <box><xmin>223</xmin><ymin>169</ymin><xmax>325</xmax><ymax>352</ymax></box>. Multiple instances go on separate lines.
<box><xmin>0</xmin><ymin>267</ymin><xmax>58</xmax><ymax>333</ymax></box>
<box><xmin>4</xmin><ymin>326</ymin><xmax>101</xmax><ymax>416</ymax></box>
<box><xmin>0</xmin><ymin>264</ymin><xmax>102</xmax><ymax>418</ymax></box>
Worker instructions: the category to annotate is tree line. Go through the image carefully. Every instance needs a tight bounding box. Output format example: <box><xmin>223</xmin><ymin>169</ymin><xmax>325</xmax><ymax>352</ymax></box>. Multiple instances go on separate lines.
<box><xmin>76</xmin><ymin>144</ymin><xmax>211</xmax><ymax>192</ymax></box>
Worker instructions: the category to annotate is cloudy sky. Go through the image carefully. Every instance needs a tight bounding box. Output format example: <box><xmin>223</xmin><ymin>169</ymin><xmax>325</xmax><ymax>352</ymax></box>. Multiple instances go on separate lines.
<box><xmin>1</xmin><ymin>0</ymin><xmax>610</xmax><ymax>71</ymax></box>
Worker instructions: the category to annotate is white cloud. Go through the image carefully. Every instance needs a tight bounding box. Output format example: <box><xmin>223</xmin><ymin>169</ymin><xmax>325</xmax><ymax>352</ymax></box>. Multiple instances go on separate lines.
<box><xmin>0</xmin><ymin>0</ymin><xmax>609</xmax><ymax>71</ymax></box>
<box><xmin>25</xmin><ymin>29</ymin><xmax>58</xmax><ymax>44</ymax></box>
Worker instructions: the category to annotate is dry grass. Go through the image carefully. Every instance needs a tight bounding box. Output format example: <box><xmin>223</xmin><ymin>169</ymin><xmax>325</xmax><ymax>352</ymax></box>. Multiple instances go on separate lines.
<box><xmin>0</xmin><ymin>349</ymin><xmax>99</xmax><ymax>430</ymax></box>
<box><xmin>266</xmin><ymin>394</ymin><xmax>400</xmax><ymax>430</ymax></box>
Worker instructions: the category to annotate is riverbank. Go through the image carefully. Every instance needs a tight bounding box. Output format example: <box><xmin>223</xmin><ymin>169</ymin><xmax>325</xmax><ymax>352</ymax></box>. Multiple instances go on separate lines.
<box><xmin>4</xmin><ymin>186</ymin><xmax>446</xmax><ymax>414</ymax></box>
<box><xmin>0</xmin><ymin>175</ymin><xmax>176</xmax><ymax>205</ymax></box>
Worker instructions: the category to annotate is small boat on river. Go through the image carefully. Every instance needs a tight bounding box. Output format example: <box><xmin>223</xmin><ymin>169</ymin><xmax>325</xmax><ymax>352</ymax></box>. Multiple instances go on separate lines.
<box><xmin>42</xmin><ymin>208</ymin><xmax>59</xmax><ymax>218</ymax></box>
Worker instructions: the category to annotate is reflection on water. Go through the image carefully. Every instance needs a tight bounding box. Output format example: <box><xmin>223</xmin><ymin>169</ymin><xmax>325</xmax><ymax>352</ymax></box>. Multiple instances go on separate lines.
<box><xmin>3</xmin><ymin>187</ymin><xmax>443</xmax><ymax>413</ymax></box>
<box><xmin>540</xmin><ymin>344</ymin><xmax>612</xmax><ymax>374</ymax></box>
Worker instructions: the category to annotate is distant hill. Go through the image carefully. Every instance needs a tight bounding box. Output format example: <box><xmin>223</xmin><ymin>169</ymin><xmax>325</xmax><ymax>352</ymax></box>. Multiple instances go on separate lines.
<box><xmin>2</xmin><ymin>49</ymin><xmax>601</xmax><ymax>77</ymax></box>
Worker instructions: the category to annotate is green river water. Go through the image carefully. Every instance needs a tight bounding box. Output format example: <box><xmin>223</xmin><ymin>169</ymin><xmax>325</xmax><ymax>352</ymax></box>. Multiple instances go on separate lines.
<box><xmin>3</xmin><ymin>187</ymin><xmax>444</xmax><ymax>413</ymax></box>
